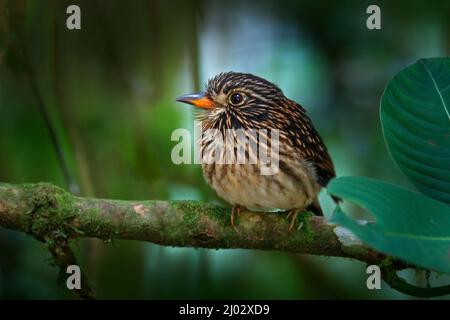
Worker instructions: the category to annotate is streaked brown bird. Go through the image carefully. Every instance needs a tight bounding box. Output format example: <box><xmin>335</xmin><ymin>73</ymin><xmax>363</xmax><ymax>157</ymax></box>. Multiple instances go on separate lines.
<box><xmin>177</xmin><ymin>72</ymin><xmax>337</xmax><ymax>231</ymax></box>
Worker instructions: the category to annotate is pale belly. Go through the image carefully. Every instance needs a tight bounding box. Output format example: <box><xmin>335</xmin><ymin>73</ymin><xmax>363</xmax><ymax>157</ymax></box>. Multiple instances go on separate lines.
<box><xmin>202</xmin><ymin>159</ymin><xmax>320</xmax><ymax>210</ymax></box>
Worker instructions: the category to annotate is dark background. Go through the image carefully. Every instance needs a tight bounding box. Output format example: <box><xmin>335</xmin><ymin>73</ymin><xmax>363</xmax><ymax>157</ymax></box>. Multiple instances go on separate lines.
<box><xmin>0</xmin><ymin>0</ymin><xmax>449</xmax><ymax>299</ymax></box>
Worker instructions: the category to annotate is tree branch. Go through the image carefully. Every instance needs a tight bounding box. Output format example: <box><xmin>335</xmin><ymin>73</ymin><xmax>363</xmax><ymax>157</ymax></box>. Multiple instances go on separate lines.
<box><xmin>1</xmin><ymin>182</ymin><xmax>448</xmax><ymax>298</ymax></box>
<box><xmin>0</xmin><ymin>182</ymin><xmax>379</xmax><ymax>260</ymax></box>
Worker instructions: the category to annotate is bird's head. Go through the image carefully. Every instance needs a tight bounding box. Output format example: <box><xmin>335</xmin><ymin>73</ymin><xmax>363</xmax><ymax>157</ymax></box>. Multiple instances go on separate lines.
<box><xmin>176</xmin><ymin>72</ymin><xmax>287</xmax><ymax>130</ymax></box>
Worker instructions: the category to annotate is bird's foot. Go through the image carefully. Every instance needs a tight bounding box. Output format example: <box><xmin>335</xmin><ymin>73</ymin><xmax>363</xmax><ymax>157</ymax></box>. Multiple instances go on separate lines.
<box><xmin>287</xmin><ymin>209</ymin><xmax>300</xmax><ymax>233</ymax></box>
<box><xmin>231</xmin><ymin>205</ymin><xmax>245</xmax><ymax>231</ymax></box>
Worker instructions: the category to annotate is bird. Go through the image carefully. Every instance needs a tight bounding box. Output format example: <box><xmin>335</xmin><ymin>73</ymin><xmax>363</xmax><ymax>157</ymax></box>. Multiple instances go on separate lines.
<box><xmin>176</xmin><ymin>72</ymin><xmax>337</xmax><ymax>232</ymax></box>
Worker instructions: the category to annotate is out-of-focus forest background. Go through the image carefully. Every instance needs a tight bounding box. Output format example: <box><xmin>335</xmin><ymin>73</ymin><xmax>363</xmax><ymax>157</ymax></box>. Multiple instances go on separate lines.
<box><xmin>0</xmin><ymin>0</ymin><xmax>449</xmax><ymax>299</ymax></box>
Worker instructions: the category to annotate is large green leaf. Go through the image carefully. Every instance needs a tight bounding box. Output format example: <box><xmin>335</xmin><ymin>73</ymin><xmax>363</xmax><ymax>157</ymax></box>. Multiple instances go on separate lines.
<box><xmin>380</xmin><ymin>57</ymin><xmax>450</xmax><ymax>204</ymax></box>
<box><xmin>328</xmin><ymin>176</ymin><xmax>450</xmax><ymax>274</ymax></box>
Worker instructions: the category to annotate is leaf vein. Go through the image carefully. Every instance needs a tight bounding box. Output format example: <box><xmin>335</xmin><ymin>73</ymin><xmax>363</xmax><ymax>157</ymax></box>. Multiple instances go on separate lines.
<box><xmin>420</xmin><ymin>59</ymin><xmax>450</xmax><ymax>124</ymax></box>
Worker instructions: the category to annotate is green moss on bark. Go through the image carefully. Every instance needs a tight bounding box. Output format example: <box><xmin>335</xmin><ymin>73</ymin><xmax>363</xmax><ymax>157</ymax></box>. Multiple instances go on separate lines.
<box><xmin>25</xmin><ymin>183</ymin><xmax>78</xmax><ymax>240</ymax></box>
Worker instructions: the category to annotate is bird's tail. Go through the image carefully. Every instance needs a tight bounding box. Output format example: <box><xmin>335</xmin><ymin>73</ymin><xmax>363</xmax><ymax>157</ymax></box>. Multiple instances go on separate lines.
<box><xmin>306</xmin><ymin>198</ymin><xmax>323</xmax><ymax>216</ymax></box>
<box><xmin>331</xmin><ymin>195</ymin><xmax>342</xmax><ymax>204</ymax></box>
<box><xmin>307</xmin><ymin>195</ymin><xmax>342</xmax><ymax>216</ymax></box>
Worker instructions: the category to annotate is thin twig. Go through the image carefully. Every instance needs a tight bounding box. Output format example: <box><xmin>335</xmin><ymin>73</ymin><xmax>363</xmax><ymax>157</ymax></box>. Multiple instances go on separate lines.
<box><xmin>381</xmin><ymin>267</ymin><xmax>450</xmax><ymax>298</ymax></box>
<box><xmin>47</xmin><ymin>238</ymin><xmax>95</xmax><ymax>299</ymax></box>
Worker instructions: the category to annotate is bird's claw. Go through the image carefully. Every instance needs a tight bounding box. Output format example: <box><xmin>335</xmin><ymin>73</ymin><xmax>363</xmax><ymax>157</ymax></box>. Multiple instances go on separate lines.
<box><xmin>231</xmin><ymin>205</ymin><xmax>244</xmax><ymax>232</ymax></box>
<box><xmin>287</xmin><ymin>209</ymin><xmax>300</xmax><ymax>233</ymax></box>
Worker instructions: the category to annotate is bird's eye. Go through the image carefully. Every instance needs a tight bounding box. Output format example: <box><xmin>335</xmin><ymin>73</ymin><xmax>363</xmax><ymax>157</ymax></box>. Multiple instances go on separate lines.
<box><xmin>230</xmin><ymin>92</ymin><xmax>244</xmax><ymax>105</ymax></box>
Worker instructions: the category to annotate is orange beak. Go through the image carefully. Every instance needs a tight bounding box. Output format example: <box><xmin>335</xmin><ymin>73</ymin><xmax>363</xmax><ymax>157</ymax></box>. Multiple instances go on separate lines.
<box><xmin>176</xmin><ymin>92</ymin><xmax>215</xmax><ymax>109</ymax></box>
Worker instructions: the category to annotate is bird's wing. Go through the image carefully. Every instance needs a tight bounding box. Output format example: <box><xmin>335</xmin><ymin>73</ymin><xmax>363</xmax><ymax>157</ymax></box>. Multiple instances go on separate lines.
<box><xmin>287</xmin><ymin>100</ymin><xmax>336</xmax><ymax>188</ymax></box>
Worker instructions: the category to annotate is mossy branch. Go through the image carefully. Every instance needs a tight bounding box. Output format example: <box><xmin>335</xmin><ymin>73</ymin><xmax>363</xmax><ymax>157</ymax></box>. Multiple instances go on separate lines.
<box><xmin>0</xmin><ymin>182</ymin><xmax>448</xmax><ymax>298</ymax></box>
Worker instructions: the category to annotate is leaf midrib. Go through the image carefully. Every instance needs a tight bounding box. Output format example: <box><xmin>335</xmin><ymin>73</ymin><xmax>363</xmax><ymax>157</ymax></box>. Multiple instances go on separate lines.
<box><xmin>420</xmin><ymin>59</ymin><xmax>450</xmax><ymax>123</ymax></box>
<box><xmin>385</xmin><ymin>230</ymin><xmax>450</xmax><ymax>242</ymax></box>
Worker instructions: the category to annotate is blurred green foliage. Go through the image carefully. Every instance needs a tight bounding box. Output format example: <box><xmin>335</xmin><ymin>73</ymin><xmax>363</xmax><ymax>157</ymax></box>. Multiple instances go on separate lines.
<box><xmin>0</xmin><ymin>0</ymin><xmax>449</xmax><ymax>299</ymax></box>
